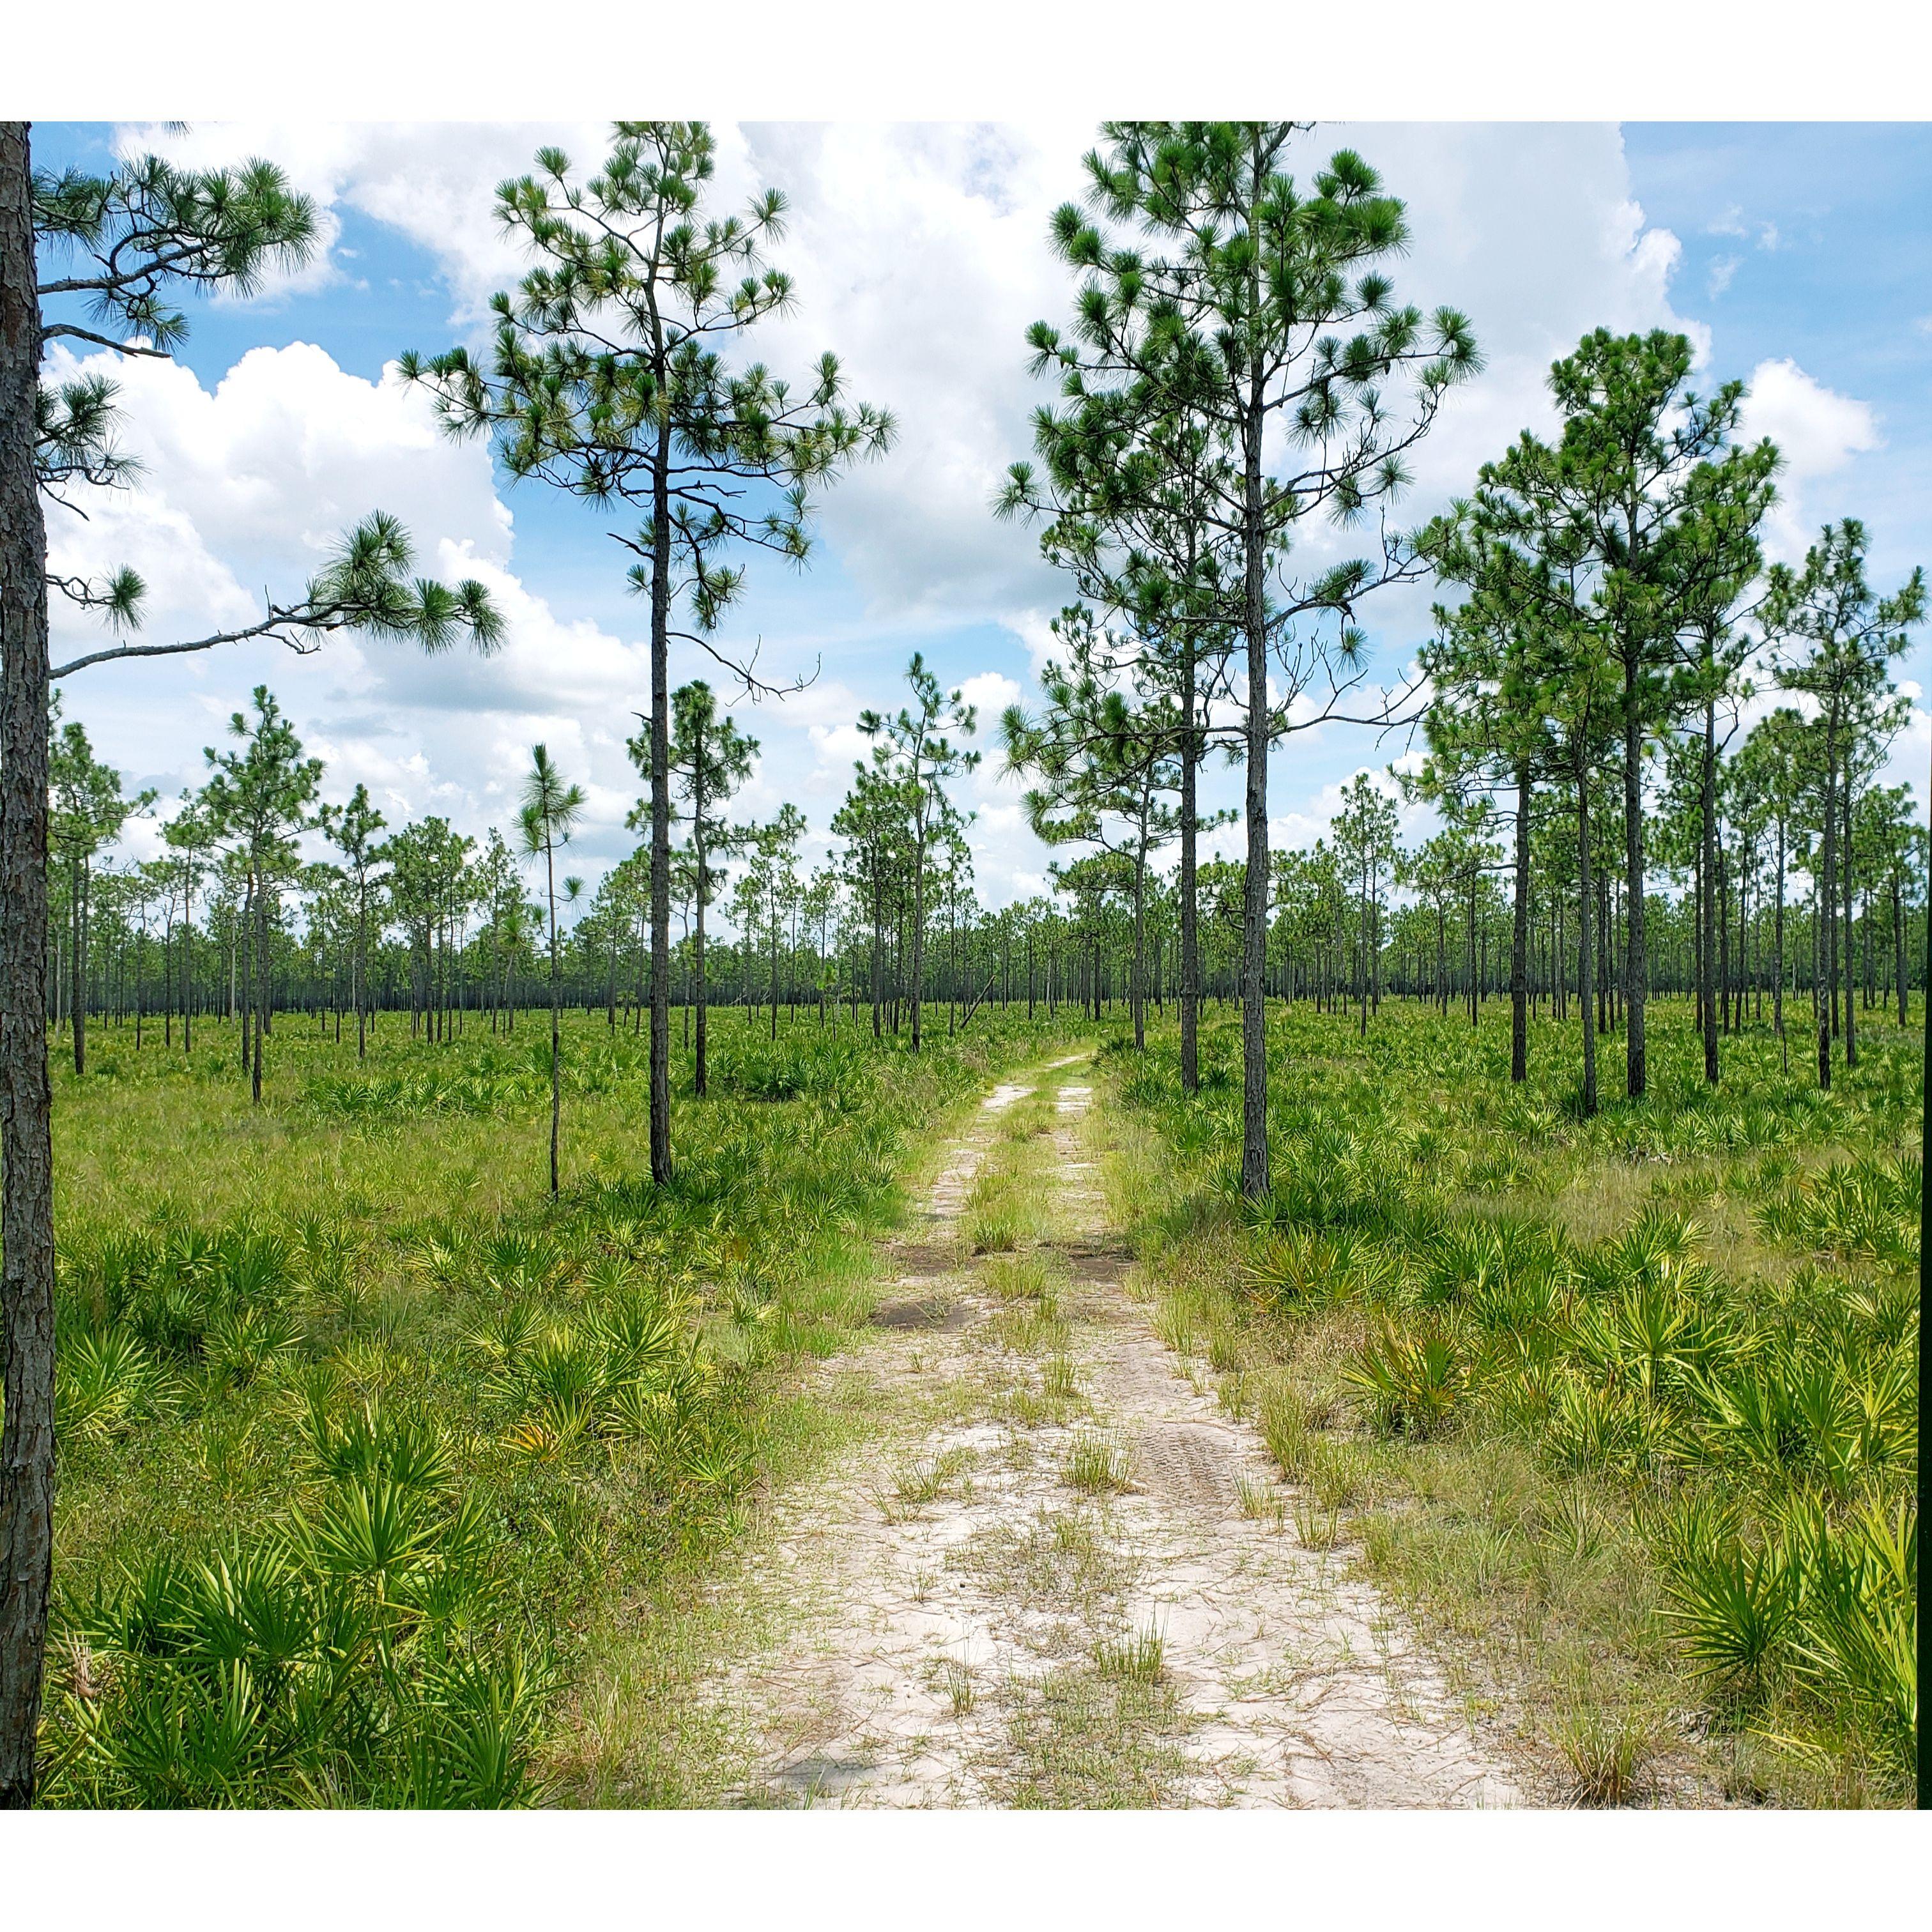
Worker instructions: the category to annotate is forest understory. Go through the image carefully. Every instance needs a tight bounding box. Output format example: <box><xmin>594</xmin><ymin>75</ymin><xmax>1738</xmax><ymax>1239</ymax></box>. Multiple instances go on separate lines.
<box><xmin>31</xmin><ymin>993</ymin><xmax>1919</xmax><ymax>1807</ymax></box>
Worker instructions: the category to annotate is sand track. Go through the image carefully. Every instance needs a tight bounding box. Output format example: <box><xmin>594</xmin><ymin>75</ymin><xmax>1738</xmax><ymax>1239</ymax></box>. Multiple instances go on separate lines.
<box><xmin>712</xmin><ymin>1061</ymin><xmax>1521</xmax><ymax>1808</ymax></box>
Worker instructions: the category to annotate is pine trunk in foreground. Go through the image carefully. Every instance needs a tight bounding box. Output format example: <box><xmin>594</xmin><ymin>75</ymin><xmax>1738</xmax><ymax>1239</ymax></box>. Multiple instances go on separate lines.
<box><xmin>0</xmin><ymin>118</ymin><xmax>56</xmax><ymax>1811</ymax></box>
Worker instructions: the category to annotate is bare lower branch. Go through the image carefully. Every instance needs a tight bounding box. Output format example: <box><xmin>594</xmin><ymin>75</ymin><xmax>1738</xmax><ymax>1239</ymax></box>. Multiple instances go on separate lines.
<box><xmin>51</xmin><ymin>616</ymin><xmax>334</xmax><ymax>679</ymax></box>
<box><xmin>39</xmin><ymin>323</ymin><xmax>169</xmax><ymax>358</ymax></box>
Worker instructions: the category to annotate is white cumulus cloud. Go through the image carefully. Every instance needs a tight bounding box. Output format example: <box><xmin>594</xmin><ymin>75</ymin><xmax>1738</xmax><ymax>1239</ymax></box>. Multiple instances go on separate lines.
<box><xmin>1739</xmin><ymin>356</ymin><xmax>1883</xmax><ymax>562</ymax></box>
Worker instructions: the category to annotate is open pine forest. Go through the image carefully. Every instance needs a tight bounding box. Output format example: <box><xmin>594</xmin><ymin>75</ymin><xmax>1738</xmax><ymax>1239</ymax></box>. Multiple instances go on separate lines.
<box><xmin>1</xmin><ymin>118</ymin><xmax>1923</xmax><ymax>1813</ymax></box>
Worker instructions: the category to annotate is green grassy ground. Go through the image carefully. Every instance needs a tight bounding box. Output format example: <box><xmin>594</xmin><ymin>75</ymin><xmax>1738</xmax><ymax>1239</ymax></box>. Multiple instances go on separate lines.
<box><xmin>34</xmin><ymin>1002</ymin><xmax>1084</xmax><ymax>1806</ymax></box>
<box><xmin>1108</xmin><ymin>994</ymin><xmax>1920</xmax><ymax>1806</ymax></box>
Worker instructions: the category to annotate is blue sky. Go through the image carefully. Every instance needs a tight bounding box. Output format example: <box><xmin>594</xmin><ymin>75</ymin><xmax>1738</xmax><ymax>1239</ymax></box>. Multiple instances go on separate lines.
<box><xmin>1621</xmin><ymin>121</ymin><xmax>1932</xmax><ymax>589</ymax></box>
<box><xmin>34</xmin><ymin>120</ymin><xmax>1932</xmax><ymax>919</ymax></box>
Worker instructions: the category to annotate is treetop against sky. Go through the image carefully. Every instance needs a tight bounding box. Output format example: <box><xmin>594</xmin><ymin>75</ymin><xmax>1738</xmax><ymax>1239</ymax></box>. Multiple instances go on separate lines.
<box><xmin>31</xmin><ymin>119</ymin><xmax>1932</xmax><ymax>910</ymax></box>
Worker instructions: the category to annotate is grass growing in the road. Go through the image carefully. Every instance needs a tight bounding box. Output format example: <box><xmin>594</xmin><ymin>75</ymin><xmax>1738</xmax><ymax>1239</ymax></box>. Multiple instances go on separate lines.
<box><xmin>965</xmin><ymin>1089</ymin><xmax>1059</xmax><ymax>1255</ymax></box>
<box><xmin>1065</xmin><ymin>1432</ymin><xmax>1135</xmax><ymax>1496</ymax></box>
<box><xmin>992</xmin><ymin>1660</ymin><xmax>1192</xmax><ymax>1808</ymax></box>
<box><xmin>1107</xmin><ymin>997</ymin><xmax>1921</xmax><ymax>1809</ymax></box>
<box><xmin>37</xmin><ymin>1006</ymin><xmax>1082</xmax><ymax>1807</ymax></box>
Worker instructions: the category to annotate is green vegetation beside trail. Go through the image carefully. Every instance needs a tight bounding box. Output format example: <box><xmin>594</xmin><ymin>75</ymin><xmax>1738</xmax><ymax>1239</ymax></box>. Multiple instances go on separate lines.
<box><xmin>1108</xmin><ymin>998</ymin><xmax>1920</xmax><ymax>1807</ymax></box>
<box><xmin>33</xmin><ymin>1009</ymin><xmax>1082</xmax><ymax>1806</ymax></box>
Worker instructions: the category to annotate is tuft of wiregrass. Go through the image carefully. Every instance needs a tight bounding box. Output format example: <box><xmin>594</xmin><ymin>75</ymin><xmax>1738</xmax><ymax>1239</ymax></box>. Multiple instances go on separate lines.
<box><xmin>1092</xmin><ymin>1623</ymin><xmax>1166</xmax><ymax>1684</ymax></box>
<box><xmin>1064</xmin><ymin>1432</ymin><xmax>1135</xmax><ymax>1497</ymax></box>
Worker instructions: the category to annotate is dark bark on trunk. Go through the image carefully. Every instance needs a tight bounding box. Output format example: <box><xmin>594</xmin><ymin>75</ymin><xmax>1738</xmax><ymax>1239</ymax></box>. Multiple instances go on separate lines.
<box><xmin>1510</xmin><ymin>760</ymin><xmax>1529</xmax><ymax>1083</ymax></box>
<box><xmin>1895</xmin><ymin>875</ymin><xmax>1908</xmax><ymax>1027</ymax></box>
<box><xmin>0</xmin><ymin>119</ymin><xmax>56</xmax><ymax>1810</ymax></box>
<box><xmin>910</xmin><ymin>834</ymin><xmax>927</xmax><ymax>1052</ymax></box>
<box><xmin>546</xmin><ymin>839</ymin><xmax>561</xmax><ymax>1196</ymax></box>
<box><xmin>1718</xmin><ymin>847</ymin><xmax>1731</xmax><ymax>1042</ymax></box>
<box><xmin>694</xmin><ymin>837</ymin><xmax>709</xmax><ymax>1098</ymax></box>
<box><xmin>70</xmin><ymin>857</ymin><xmax>85</xmax><ymax>1076</ymax></box>
<box><xmin>252</xmin><ymin>888</ymin><xmax>266</xmax><ymax>1106</ymax></box>
<box><xmin>1820</xmin><ymin>720</ymin><xmax>1837</xmax><ymax>1090</ymax></box>
<box><xmin>1131</xmin><ymin>839</ymin><xmax>1147</xmax><ymax>1054</ymax></box>
<box><xmin>647</xmin><ymin>428</ymin><xmax>672</xmax><ymax>1183</ymax></box>
<box><xmin>1700</xmin><ymin>691</ymin><xmax>1719</xmax><ymax>1084</ymax></box>
<box><xmin>1575</xmin><ymin>770</ymin><xmax>1598</xmax><ymax>1118</ymax></box>
<box><xmin>1238</xmin><ymin>213</ymin><xmax>1269</xmax><ymax>1200</ymax></box>
<box><xmin>1621</xmin><ymin>674</ymin><xmax>1647</xmax><ymax>1098</ymax></box>
<box><xmin>1842</xmin><ymin>773</ymin><xmax>1857</xmax><ymax>1070</ymax></box>
<box><xmin>1774</xmin><ymin>813</ymin><xmax>1787</xmax><ymax>1062</ymax></box>
<box><xmin>870</xmin><ymin>867</ymin><xmax>883</xmax><ymax>1041</ymax></box>
<box><xmin>1179</xmin><ymin>649</ymin><xmax>1200</xmax><ymax>1094</ymax></box>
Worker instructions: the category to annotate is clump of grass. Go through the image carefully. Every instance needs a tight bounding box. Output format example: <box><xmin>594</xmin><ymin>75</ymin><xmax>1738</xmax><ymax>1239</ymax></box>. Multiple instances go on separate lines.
<box><xmin>1236</xmin><ymin>1475</ymin><xmax>1284</xmax><ymax>1527</ymax></box>
<box><xmin>1000</xmin><ymin>1388</ymin><xmax>1054</xmax><ymax>1427</ymax></box>
<box><xmin>995</xmin><ymin>1302</ymin><xmax>1068</xmax><ymax>1356</ymax></box>
<box><xmin>1551</xmin><ymin>1701</ymin><xmax>1657</xmax><ymax>1807</ymax></box>
<box><xmin>1094</xmin><ymin>1624</ymin><xmax>1166</xmax><ymax>1683</ymax></box>
<box><xmin>1206</xmin><ymin>1326</ymin><xmax>1245</xmax><ymax>1376</ymax></box>
<box><xmin>889</xmin><ymin>1445</ymin><xmax>977</xmax><ymax>1508</ymax></box>
<box><xmin>963</xmin><ymin>1152</ymin><xmax>1050</xmax><ymax>1256</ymax></box>
<box><xmin>1153</xmin><ymin>1302</ymin><xmax>1198</xmax><ymax>1360</ymax></box>
<box><xmin>1258</xmin><ymin>1383</ymin><xmax>1312</xmax><ymax>1480</ymax></box>
<box><xmin>940</xmin><ymin>1657</ymin><xmax>976</xmax><ymax>1717</ymax></box>
<box><xmin>1043</xmin><ymin>1354</ymin><xmax>1079</xmax><ymax>1401</ymax></box>
<box><xmin>1065</xmin><ymin>1432</ymin><xmax>1133</xmax><ymax>1496</ymax></box>
<box><xmin>1052</xmin><ymin>1510</ymin><xmax>1099</xmax><ymax>1560</ymax></box>
<box><xmin>1292</xmin><ymin>1492</ymin><xmax>1342</xmax><ymax>1551</ymax></box>
<box><xmin>1307</xmin><ymin>1438</ymin><xmax>1373</xmax><ymax>1512</ymax></box>
<box><xmin>990</xmin><ymin>1660</ymin><xmax>1192</xmax><ymax>1809</ymax></box>
<box><xmin>984</xmin><ymin>1254</ymin><xmax>1054</xmax><ymax>1303</ymax></box>
<box><xmin>967</xmin><ymin>1206</ymin><xmax>1027</xmax><ymax>1255</ymax></box>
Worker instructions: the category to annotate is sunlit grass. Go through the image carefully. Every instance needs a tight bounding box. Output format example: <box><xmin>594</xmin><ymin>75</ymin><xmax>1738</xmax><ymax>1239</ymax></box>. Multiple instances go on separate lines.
<box><xmin>39</xmin><ymin>1006</ymin><xmax>1085</xmax><ymax>1806</ymax></box>
<box><xmin>1107</xmin><ymin>995</ymin><xmax>1922</xmax><ymax>1807</ymax></box>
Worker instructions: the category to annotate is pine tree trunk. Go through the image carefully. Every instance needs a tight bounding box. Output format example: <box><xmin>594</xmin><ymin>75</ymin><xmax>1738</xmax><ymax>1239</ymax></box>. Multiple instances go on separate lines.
<box><xmin>1718</xmin><ymin>847</ymin><xmax>1732</xmax><ymax>1043</ymax></box>
<box><xmin>547</xmin><ymin>841</ymin><xmax>561</xmax><ymax>1197</ymax></box>
<box><xmin>910</xmin><ymin>829</ymin><xmax>926</xmax><ymax>1053</ymax></box>
<box><xmin>1700</xmin><ymin>692</ymin><xmax>1719</xmax><ymax>1084</ymax></box>
<box><xmin>252</xmin><ymin>888</ymin><xmax>266</xmax><ymax>1105</ymax></box>
<box><xmin>1238</xmin><ymin>342</ymin><xmax>1270</xmax><ymax>1199</ymax></box>
<box><xmin>1841</xmin><ymin>774</ymin><xmax>1857</xmax><ymax>1069</ymax></box>
<box><xmin>1131</xmin><ymin>841</ymin><xmax>1147</xmax><ymax>1054</ymax></box>
<box><xmin>1894</xmin><ymin>875</ymin><xmax>1908</xmax><ymax>1026</ymax></box>
<box><xmin>694</xmin><ymin>835</ymin><xmax>709</xmax><ymax>1099</ymax></box>
<box><xmin>1774</xmin><ymin>815</ymin><xmax>1787</xmax><ymax>1059</ymax></box>
<box><xmin>1179</xmin><ymin>652</ymin><xmax>1200</xmax><ymax>1093</ymax></box>
<box><xmin>1511</xmin><ymin>760</ymin><xmax>1529</xmax><ymax>1082</ymax></box>
<box><xmin>1621</xmin><ymin>670</ymin><xmax>1647</xmax><ymax>1098</ymax></box>
<box><xmin>0</xmin><ymin>120</ymin><xmax>56</xmax><ymax>1809</ymax></box>
<box><xmin>1820</xmin><ymin>720</ymin><xmax>1837</xmax><ymax>1089</ymax></box>
<box><xmin>643</xmin><ymin>431</ymin><xmax>674</xmax><ymax>1181</ymax></box>
<box><xmin>1575</xmin><ymin>770</ymin><xmax>1598</xmax><ymax>1117</ymax></box>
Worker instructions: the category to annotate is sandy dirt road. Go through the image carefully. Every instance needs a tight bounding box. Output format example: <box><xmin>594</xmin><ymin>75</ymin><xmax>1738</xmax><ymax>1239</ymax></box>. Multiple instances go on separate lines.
<box><xmin>710</xmin><ymin>1058</ymin><xmax>1522</xmax><ymax>1807</ymax></box>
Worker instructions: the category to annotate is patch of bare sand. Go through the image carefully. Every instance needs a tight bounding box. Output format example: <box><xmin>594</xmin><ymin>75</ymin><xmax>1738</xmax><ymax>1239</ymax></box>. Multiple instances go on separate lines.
<box><xmin>709</xmin><ymin>1066</ymin><xmax>1522</xmax><ymax>1808</ymax></box>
